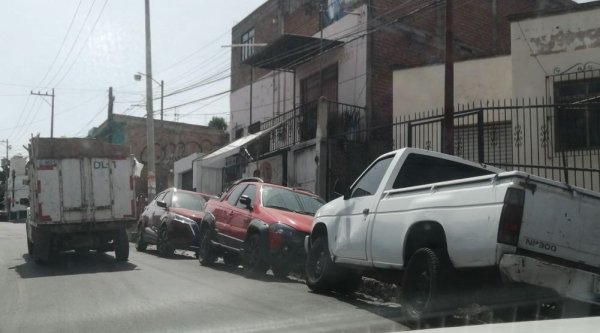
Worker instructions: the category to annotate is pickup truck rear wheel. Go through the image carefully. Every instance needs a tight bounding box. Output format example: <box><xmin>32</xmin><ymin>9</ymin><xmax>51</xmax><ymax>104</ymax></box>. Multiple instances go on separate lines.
<box><xmin>400</xmin><ymin>247</ymin><xmax>443</xmax><ymax>321</ymax></box>
<box><xmin>114</xmin><ymin>229</ymin><xmax>130</xmax><ymax>262</ymax></box>
<box><xmin>198</xmin><ymin>226</ymin><xmax>217</xmax><ymax>266</ymax></box>
<box><xmin>306</xmin><ymin>237</ymin><xmax>341</xmax><ymax>293</ymax></box>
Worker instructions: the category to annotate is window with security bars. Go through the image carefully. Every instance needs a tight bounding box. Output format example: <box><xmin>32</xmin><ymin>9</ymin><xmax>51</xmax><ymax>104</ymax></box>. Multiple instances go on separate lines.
<box><xmin>241</xmin><ymin>28</ymin><xmax>255</xmax><ymax>61</ymax></box>
<box><xmin>554</xmin><ymin>78</ymin><xmax>600</xmax><ymax>150</ymax></box>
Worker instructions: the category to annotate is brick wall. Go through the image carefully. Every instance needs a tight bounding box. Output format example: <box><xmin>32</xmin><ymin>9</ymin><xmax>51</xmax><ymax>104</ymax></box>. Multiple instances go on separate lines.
<box><xmin>92</xmin><ymin>115</ymin><xmax>228</xmax><ymax>197</ymax></box>
<box><xmin>369</xmin><ymin>0</ymin><xmax>575</xmax><ymax>130</ymax></box>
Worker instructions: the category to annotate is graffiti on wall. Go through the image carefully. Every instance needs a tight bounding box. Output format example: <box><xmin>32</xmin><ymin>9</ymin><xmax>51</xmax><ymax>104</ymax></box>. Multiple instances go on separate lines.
<box><xmin>139</xmin><ymin>140</ymin><xmax>214</xmax><ymax>168</ymax></box>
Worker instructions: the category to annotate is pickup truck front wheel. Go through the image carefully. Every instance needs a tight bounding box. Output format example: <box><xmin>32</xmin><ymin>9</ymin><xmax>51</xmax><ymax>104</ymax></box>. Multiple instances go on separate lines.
<box><xmin>306</xmin><ymin>237</ymin><xmax>357</xmax><ymax>293</ymax></box>
<box><xmin>400</xmin><ymin>247</ymin><xmax>444</xmax><ymax>321</ymax></box>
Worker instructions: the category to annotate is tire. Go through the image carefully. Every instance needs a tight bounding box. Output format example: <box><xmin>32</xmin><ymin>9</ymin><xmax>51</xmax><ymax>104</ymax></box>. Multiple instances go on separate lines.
<box><xmin>305</xmin><ymin>237</ymin><xmax>344</xmax><ymax>293</ymax></box>
<box><xmin>135</xmin><ymin>225</ymin><xmax>148</xmax><ymax>252</ymax></box>
<box><xmin>27</xmin><ymin>239</ymin><xmax>34</xmax><ymax>256</ymax></box>
<box><xmin>157</xmin><ymin>224</ymin><xmax>175</xmax><ymax>257</ymax></box>
<box><xmin>114</xmin><ymin>229</ymin><xmax>130</xmax><ymax>262</ymax></box>
<box><xmin>223</xmin><ymin>252</ymin><xmax>241</xmax><ymax>267</ymax></box>
<box><xmin>400</xmin><ymin>247</ymin><xmax>444</xmax><ymax>321</ymax></box>
<box><xmin>242</xmin><ymin>233</ymin><xmax>268</xmax><ymax>278</ymax></box>
<box><xmin>198</xmin><ymin>226</ymin><xmax>217</xmax><ymax>266</ymax></box>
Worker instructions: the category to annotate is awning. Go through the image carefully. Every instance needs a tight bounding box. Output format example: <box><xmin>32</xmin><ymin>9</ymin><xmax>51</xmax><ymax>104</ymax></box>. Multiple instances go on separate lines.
<box><xmin>243</xmin><ymin>34</ymin><xmax>343</xmax><ymax>71</ymax></box>
<box><xmin>201</xmin><ymin>129</ymin><xmax>269</xmax><ymax>168</ymax></box>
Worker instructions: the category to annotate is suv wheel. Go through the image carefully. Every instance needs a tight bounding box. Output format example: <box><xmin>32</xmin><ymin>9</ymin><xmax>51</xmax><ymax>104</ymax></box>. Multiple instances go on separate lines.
<box><xmin>198</xmin><ymin>226</ymin><xmax>217</xmax><ymax>266</ymax></box>
<box><xmin>157</xmin><ymin>225</ymin><xmax>175</xmax><ymax>257</ymax></box>
<box><xmin>135</xmin><ymin>225</ymin><xmax>147</xmax><ymax>252</ymax></box>
<box><xmin>242</xmin><ymin>233</ymin><xmax>268</xmax><ymax>278</ymax></box>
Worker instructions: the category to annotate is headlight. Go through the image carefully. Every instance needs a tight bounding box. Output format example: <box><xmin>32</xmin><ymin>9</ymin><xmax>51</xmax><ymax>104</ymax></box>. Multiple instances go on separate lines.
<box><xmin>172</xmin><ymin>214</ymin><xmax>195</xmax><ymax>225</ymax></box>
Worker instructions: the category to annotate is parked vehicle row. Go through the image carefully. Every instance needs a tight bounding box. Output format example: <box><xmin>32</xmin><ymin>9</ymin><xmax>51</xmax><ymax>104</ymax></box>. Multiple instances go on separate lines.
<box><xmin>131</xmin><ymin>147</ymin><xmax>600</xmax><ymax>321</ymax></box>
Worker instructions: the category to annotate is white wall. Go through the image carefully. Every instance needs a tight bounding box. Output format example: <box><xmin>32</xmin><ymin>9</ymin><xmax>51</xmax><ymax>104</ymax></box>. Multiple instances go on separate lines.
<box><xmin>510</xmin><ymin>7</ymin><xmax>600</xmax><ymax>99</ymax></box>
<box><xmin>393</xmin><ymin>55</ymin><xmax>512</xmax><ymax>119</ymax></box>
<box><xmin>173</xmin><ymin>152</ymin><xmax>204</xmax><ymax>190</ymax></box>
<box><xmin>229</xmin><ymin>4</ymin><xmax>369</xmax><ymax>139</ymax></box>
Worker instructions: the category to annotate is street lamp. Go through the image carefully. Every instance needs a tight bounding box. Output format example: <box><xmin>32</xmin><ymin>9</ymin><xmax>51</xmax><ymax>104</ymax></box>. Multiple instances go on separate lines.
<box><xmin>134</xmin><ymin>72</ymin><xmax>164</xmax><ymax>121</ymax></box>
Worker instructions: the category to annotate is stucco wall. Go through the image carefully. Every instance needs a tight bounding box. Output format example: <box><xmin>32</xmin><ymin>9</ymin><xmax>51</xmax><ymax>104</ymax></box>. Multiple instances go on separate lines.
<box><xmin>229</xmin><ymin>4</ymin><xmax>368</xmax><ymax>139</ymax></box>
<box><xmin>511</xmin><ymin>6</ymin><xmax>600</xmax><ymax>99</ymax></box>
<box><xmin>393</xmin><ymin>55</ymin><xmax>512</xmax><ymax>119</ymax></box>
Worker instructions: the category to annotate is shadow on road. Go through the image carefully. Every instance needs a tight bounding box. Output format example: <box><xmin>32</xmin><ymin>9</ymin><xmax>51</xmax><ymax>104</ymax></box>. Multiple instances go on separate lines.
<box><xmin>205</xmin><ymin>261</ymin><xmax>305</xmax><ymax>284</ymax></box>
<box><xmin>313</xmin><ymin>281</ymin><xmax>600</xmax><ymax>331</ymax></box>
<box><xmin>138</xmin><ymin>247</ymin><xmax>197</xmax><ymax>260</ymax></box>
<box><xmin>8</xmin><ymin>252</ymin><xmax>139</xmax><ymax>279</ymax></box>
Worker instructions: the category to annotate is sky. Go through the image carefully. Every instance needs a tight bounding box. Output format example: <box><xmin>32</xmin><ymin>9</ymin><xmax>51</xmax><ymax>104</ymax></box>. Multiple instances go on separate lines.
<box><xmin>0</xmin><ymin>0</ymin><xmax>595</xmax><ymax>159</ymax></box>
<box><xmin>0</xmin><ymin>0</ymin><xmax>267</xmax><ymax>158</ymax></box>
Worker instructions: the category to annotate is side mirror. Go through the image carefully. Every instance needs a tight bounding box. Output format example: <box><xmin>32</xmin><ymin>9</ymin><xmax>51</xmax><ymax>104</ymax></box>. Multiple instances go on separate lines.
<box><xmin>334</xmin><ymin>180</ymin><xmax>350</xmax><ymax>200</ymax></box>
<box><xmin>239</xmin><ymin>195</ymin><xmax>252</xmax><ymax>210</ymax></box>
<box><xmin>157</xmin><ymin>200</ymin><xmax>167</xmax><ymax>208</ymax></box>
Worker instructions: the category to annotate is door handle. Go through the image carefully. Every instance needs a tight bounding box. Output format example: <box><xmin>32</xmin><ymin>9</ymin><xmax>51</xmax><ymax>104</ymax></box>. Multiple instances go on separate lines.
<box><xmin>362</xmin><ymin>208</ymin><xmax>370</xmax><ymax>215</ymax></box>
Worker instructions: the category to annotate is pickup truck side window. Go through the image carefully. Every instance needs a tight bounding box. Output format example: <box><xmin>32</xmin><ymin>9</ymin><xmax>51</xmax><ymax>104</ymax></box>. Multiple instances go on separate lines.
<box><xmin>227</xmin><ymin>184</ymin><xmax>247</xmax><ymax>206</ymax></box>
<box><xmin>393</xmin><ymin>153</ymin><xmax>495</xmax><ymax>188</ymax></box>
<box><xmin>350</xmin><ymin>156</ymin><xmax>393</xmax><ymax>198</ymax></box>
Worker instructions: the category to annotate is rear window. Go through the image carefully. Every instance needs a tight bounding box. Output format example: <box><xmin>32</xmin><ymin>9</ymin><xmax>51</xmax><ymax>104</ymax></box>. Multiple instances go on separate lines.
<box><xmin>393</xmin><ymin>153</ymin><xmax>495</xmax><ymax>189</ymax></box>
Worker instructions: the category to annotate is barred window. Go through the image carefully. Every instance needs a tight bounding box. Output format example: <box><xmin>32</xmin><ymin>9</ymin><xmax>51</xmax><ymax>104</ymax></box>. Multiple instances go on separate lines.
<box><xmin>241</xmin><ymin>28</ymin><xmax>255</xmax><ymax>61</ymax></box>
<box><xmin>554</xmin><ymin>78</ymin><xmax>600</xmax><ymax>150</ymax></box>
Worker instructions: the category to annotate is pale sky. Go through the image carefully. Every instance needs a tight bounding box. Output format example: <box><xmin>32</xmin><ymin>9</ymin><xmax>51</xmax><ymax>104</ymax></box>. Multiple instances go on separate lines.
<box><xmin>0</xmin><ymin>0</ymin><xmax>594</xmax><ymax>158</ymax></box>
<box><xmin>1</xmin><ymin>0</ymin><xmax>267</xmax><ymax>157</ymax></box>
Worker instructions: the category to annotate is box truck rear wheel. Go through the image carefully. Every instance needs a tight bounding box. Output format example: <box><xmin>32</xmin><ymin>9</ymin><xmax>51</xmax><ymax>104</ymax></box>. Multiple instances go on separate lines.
<box><xmin>114</xmin><ymin>229</ymin><xmax>129</xmax><ymax>262</ymax></box>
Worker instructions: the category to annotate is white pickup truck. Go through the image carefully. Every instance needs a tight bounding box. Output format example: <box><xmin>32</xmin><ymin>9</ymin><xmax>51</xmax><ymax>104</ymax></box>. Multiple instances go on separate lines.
<box><xmin>26</xmin><ymin>138</ymin><xmax>137</xmax><ymax>263</ymax></box>
<box><xmin>305</xmin><ymin>148</ymin><xmax>600</xmax><ymax>319</ymax></box>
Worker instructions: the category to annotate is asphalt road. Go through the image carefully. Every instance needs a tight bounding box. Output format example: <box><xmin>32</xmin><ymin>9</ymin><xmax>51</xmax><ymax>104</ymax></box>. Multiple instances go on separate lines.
<box><xmin>0</xmin><ymin>222</ymin><xmax>407</xmax><ymax>333</ymax></box>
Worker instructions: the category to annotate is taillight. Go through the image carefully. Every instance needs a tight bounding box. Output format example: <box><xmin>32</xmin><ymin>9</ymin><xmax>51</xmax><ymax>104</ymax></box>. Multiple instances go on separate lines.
<box><xmin>497</xmin><ymin>188</ymin><xmax>525</xmax><ymax>246</ymax></box>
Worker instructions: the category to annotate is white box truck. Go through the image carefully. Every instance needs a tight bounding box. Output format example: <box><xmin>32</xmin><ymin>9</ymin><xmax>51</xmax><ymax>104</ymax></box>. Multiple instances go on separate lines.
<box><xmin>26</xmin><ymin>138</ymin><xmax>137</xmax><ymax>262</ymax></box>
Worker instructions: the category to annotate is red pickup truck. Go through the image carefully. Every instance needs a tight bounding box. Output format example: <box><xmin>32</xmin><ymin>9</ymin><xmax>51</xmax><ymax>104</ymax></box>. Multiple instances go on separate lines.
<box><xmin>197</xmin><ymin>178</ymin><xmax>325</xmax><ymax>278</ymax></box>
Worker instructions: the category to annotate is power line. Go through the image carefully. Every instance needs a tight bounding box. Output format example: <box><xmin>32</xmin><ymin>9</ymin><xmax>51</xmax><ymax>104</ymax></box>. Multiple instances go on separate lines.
<box><xmin>45</xmin><ymin>0</ymin><xmax>98</xmax><ymax>87</ymax></box>
<box><xmin>53</xmin><ymin>0</ymin><xmax>109</xmax><ymax>87</ymax></box>
<box><xmin>36</xmin><ymin>0</ymin><xmax>84</xmax><ymax>88</ymax></box>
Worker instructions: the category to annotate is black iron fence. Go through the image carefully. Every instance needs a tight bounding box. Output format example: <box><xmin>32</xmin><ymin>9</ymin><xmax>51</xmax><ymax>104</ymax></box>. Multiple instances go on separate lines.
<box><xmin>326</xmin><ymin>98</ymin><xmax>600</xmax><ymax>198</ymax></box>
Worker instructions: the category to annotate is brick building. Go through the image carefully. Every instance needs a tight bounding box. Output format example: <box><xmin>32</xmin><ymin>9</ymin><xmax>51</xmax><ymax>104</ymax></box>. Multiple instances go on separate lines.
<box><xmin>90</xmin><ymin>114</ymin><xmax>228</xmax><ymax>197</ymax></box>
<box><xmin>229</xmin><ymin>0</ymin><xmax>575</xmax><ymax>143</ymax></box>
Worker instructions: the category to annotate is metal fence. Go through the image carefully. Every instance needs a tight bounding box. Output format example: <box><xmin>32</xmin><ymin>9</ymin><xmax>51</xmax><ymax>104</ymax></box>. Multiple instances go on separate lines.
<box><xmin>326</xmin><ymin>98</ymin><xmax>600</xmax><ymax>197</ymax></box>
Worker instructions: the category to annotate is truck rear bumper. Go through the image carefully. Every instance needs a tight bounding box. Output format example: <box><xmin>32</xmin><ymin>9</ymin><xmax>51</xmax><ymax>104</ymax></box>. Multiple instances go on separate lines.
<box><xmin>32</xmin><ymin>220</ymin><xmax>136</xmax><ymax>234</ymax></box>
<box><xmin>499</xmin><ymin>254</ymin><xmax>600</xmax><ymax>305</ymax></box>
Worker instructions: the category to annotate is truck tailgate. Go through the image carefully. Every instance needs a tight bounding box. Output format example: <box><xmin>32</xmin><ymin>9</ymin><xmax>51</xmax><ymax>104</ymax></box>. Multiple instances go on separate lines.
<box><xmin>36</xmin><ymin>157</ymin><xmax>135</xmax><ymax>223</ymax></box>
<box><xmin>518</xmin><ymin>180</ymin><xmax>600</xmax><ymax>269</ymax></box>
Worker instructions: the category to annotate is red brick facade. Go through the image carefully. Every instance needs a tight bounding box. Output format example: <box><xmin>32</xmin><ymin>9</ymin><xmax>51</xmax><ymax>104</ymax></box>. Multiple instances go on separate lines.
<box><xmin>90</xmin><ymin>114</ymin><xmax>228</xmax><ymax>197</ymax></box>
<box><xmin>231</xmin><ymin>0</ymin><xmax>575</xmax><ymax>131</ymax></box>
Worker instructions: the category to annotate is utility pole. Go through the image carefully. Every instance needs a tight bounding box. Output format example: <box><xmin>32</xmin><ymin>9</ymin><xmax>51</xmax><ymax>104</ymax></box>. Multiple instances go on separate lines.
<box><xmin>144</xmin><ymin>0</ymin><xmax>157</xmax><ymax>198</ymax></box>
<box><xmin>0</xmin><ymin>140</ymin><xmax>9</xmax><ymax>217</ymax></box>
<box><xmin>160</xmin><ymin>80</ymin><xmax>164</xmax><ymax>121</ymax></box>
<box><xmin>30</xmin><ymin>89</ymin><xmax>55</xmax><ymax>138</ymax></box>
<box><xmin>443</xmin><ymin>0</ymin><xmax>455</xmax><ymax>155</ymax></box>
<box><xmin>108</xmin><ymin>87</ymin><xmax>115</xmax><ymax>143</ymax></box>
